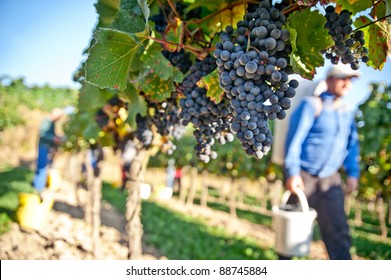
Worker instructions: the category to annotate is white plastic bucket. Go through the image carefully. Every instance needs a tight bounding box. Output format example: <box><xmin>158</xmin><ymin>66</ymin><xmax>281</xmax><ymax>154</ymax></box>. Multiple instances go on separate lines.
<box><xmin>272</xmin><ymin>188</ymin><xmax>317</xmax><ymax>257</ymax></box>
<box><xmin>139</xmin><ymin>183</ymin><xmax>152</xmax><ymax>199</ymax></box>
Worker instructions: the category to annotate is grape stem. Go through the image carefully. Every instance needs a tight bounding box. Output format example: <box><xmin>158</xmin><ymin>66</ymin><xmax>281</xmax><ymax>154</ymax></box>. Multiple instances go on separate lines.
<box><xmin>248</xmin><ymin>45</ymin><xmax>262</xmax><ymax>55</ymax></box>
<box><xmin>166</xmin><ymin>0</ymin><xmax>180</xmax><ymax>19</ymax></box>
<box><xmin>147</xmin><ymin>36</ymin><xmax>212</xmax><ymax>59</ymax></box>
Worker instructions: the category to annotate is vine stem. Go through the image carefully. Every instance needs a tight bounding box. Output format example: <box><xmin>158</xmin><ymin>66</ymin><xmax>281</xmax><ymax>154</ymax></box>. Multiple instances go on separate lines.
<box><xmin>355</xmin><ymin>13</ymin><xmax>391</xmax><ymax>31</ymax></box>
<box><xmin>166</xmin><ymin>0</ymin><xmax>180</xmax><ymax>19</ymax></box>
<box><xmin>147</xmin><ymin>36</ymin><xmax>211</xmax><ymax>58</ymax></box>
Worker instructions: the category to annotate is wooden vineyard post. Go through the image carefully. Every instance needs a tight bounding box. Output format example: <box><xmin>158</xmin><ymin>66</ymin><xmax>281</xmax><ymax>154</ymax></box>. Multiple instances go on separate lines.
<box><xmin>354</xmin><ymin>199</ymin><xmax>363</xmax><ymax>227</ymax></box>
<box><xmin>179</xmin><ymin>166</ymin><xmax>189</xmax><ymax>204</ymax></box>
<box><xmin>344</xmin><ymin>191</ymin><xmax>353</xmax><ymax>217</ymax></box>
<box><xmin>186</xmin><ymin>166</ymin><xmax>198</xmax><ymax>207</ymax></box>
<box><xmin>257</xmin><ymin>177</ymin><xmax>270</xmax><ymax>215</ymax></box>
<box><xmin>67</xmin><ymin>152</ymin><xmax>83</xmax><ymax>206</ymax></box>
<box><xmin>90</xmin><ymin>174</ymin><xmax>102</xmax><ymax>257</ymax></box>
<box><xmin>229</xmin><ymin>177</ymin><xmax>237</xmax><ymax>218</ymax></box>
<box><xmin>376</xmin><ymin>196</ymin><xmax>388</xmax><ymax>239</ymax></box>
<box><xmin>237</xmin><ymin>178</ymin><xmax>246</xmax><ymax>206</ymax></box>
<box><xmin>258</xmin><ymin>177</ymin><xmax>268</xmax><ymax>213</ymax></box>
<box><xmin>200</xmin><ymin>170</ymin><xmax>208</xmax><ymax>208</ymax></box>
<box><xmin>388</xmin><ymin>200</ymin><xmax>391</xmax><ymax>225</ymax></box>
<box><xmin>125</xmin><ymin>141</ymin><xmax>150</xmax><ymax>260</ymax></box>
<box><xmin>84</xmin><ymin>149</ymin><xmax>102</xmax><ymax>258</ymax></box>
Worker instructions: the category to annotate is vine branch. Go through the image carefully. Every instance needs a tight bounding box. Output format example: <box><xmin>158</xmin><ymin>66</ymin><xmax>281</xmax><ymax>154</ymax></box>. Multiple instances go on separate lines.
<box><xmin>147</xmin><ymin>36</ymin><xmax>211</xmax><ymax>58</ymax></box>
<box><xmin>355</xmin><ymin>13</ymin><xmax>391</xmax><ymax>31</ymax></box>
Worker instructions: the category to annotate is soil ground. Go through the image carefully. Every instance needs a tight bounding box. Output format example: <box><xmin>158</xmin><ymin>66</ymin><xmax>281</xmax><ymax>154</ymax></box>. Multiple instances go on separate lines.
<box><xmin>0</xmin><ymin>173</ymin><xmax>335</xmax><ymax>260</ymax></box>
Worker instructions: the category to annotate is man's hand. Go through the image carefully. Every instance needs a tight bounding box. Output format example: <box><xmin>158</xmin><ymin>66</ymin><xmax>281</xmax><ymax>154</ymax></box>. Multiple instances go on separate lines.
<box><xmin>53</xmin><ymin>136</ymin><xmax>64</xmax><ymax>145</ymax></box>
<box><xmin>285</xmin><ymin>175</ymin><xmax>305</xmax><ymax>193</ymax></box>
<box><xmin>345</xmin><ymin>176</ymin><xmax>359</xmax><ymax>194</ymax></box>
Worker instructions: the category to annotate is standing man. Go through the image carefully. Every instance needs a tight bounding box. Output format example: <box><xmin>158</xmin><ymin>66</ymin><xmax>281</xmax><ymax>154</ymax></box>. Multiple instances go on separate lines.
<box><xmin>32</xmin><ymin>108</ymin><xmax>65</xmax><ymax>193</ymax></box>
<box><xmin>283</xmin><ymin>64</ymin><xmax>361</xmax><ymax>260</ymax></box>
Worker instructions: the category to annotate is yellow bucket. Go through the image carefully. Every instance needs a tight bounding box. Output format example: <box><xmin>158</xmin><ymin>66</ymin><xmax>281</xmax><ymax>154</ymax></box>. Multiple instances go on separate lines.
<box><xmin>16</xmin><ymin>193</ymin><xmax>54</xmax><ymax>230</ymax></box>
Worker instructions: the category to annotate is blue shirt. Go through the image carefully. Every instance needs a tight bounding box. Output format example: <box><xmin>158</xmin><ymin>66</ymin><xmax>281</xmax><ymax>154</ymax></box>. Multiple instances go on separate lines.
<box><xmin>284</xmin><ymin>92</ymin><xmax>360</xmax><ymax>179</ymax></box>
<box><xmin>38</xmin><ymin>118</ymin><xmax>57</xmax><ymax>149</ymax></box>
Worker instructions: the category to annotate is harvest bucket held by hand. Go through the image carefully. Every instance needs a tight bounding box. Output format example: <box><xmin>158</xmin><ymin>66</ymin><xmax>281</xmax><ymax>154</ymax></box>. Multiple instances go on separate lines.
<box><xmin>272</xmin><ymin>188</ymin><xmax>317</xmax><ymax>257</ymax></box>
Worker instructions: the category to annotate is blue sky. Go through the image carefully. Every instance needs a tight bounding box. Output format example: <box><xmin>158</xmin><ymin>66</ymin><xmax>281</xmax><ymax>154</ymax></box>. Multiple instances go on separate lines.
<box><xmin>0</xmin><ymin>0</ymin><xmax>98</xmax><ymax>88</ymax></box>
<box><xmin>0</xmin><ymin>0</ymin><xmax>390</xmax><ymax>108</ymax></box>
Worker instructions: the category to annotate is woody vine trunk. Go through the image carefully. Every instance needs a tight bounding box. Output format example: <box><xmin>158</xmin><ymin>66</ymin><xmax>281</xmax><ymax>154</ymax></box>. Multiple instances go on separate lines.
<box><xmin>125</xmin><ymin>139</ymin><xmax>150</xmax><ymax>259</ymax></box>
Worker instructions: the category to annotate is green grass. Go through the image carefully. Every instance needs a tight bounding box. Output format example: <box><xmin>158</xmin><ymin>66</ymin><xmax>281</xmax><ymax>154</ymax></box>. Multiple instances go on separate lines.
<box><xmin>141</xmin><ymin>200</ymin><xmax>277</xmax><ymax>260</ymax></box>
<box><xmin>192</xmin><ymin>197</ymin><xmax>273</xmax><ymax>227</ymax></box>
<box><xmin>0</xmin><ymin>166</ymin><xmax>35</xmax><ymax>233</ymax></box>
<box><xmin>101</xmin><ymin>183</ymin><xmax>277</xmax><ymax>259</ymax></box>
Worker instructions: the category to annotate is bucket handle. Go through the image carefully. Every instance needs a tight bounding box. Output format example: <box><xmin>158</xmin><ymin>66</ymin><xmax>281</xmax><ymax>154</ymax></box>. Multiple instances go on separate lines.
<box><xmin>280</xmin><ymin>188</ymin><xmax>309</xmax><ymax>213</ymax></box>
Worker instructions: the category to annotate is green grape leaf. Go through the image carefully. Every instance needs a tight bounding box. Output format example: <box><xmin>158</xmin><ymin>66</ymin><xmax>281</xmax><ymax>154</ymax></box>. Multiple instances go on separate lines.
<box><xmin>125</xmin><ymin>88</ymin><xmax>147</xmax><ymax>128</ymax></box>
<box><xmin>118</xmin><ymin>0</ymin><xmax>150</xmax><ymax>21</ymax></box>
<box><xmin>172</xmin><ymin>67</ymin><xmax>184</xmax><ymax>83</ymax></box>
<box><xmin>355</xmin><ymin>17</ymin><xmax>391</xmax><ymax>70</ymax></box>
<box><xmin>94</xmin><ymin>0</ymin><xmax>120</xmax><ymax>29</ymax></box>
<box><xmin>197</xmin><ymin>70</ymin><xmax>224</xmax><ymax>103</ymax></box>
<box><xmin>287</xmin><ymin>9</ymin><xmax>334</xmax><ymax>79</ymax></box>
<box><xmin>164</xmin><ymin>18</ymin><xmax>184</xmax><ymax>52</ymax></box>
<box><xmin>335</xmin><ymin>0</ymin><xmax>372</xmax><ymax>15</ymax></box>
<box><xmin>138</xmin><ymin>70</ymin><xmax>174</xmax><ymax>101</ymax></box>
<box><xmin>82</xmin><ymin>0</ymin><xmax>120</xmax><ymax>55</ymax></box>
<box><xmin>78</xmin><ymin>82</ymin><xmax>115</xmax><ymax>112</ymax></box>
<box><xmin>112</xmin><ymin>10</ymin><xmax>146</xmax><ymax>33</ymax></box>
<box><xmin>119</xmin><ymin>0</ymin><xmax>143</xmax><ymax>14</ymax></box>
<box><xmin>140</xmin><ymin>43</ymin><xmax>184</xmax><ymax>83</ymax></box>
<box><xmin>207</xmin><ymin>3</ymin><xmax>245</xmax><ymax>32</ymax></box>
<box><xmin>118</xmin><ymin>82</ymin><xmax>137</xmax><ymax>103</ymax></box>
<box><xmin>73</xmin><ymin>112</ymin><xmax>101</xmax><ymax>141</ymax></box>
<box><xmin>85</xmin><ymin>28</ymin><xmax>144</xmax><ymax>90</ymax></box>
<box><xmin>112</xmin><ymin>0</ymin><xmax>150</xmax><ymax>34</ymax></box>
<box><xmin>370</xmin><ymin>1</ymin><xmax>387</xmax><ymax>19</ymax></box>
<box><xmin>141</xmin><ymin>43</ymin><xmax>174</xmax><ymax>80</ymax></box>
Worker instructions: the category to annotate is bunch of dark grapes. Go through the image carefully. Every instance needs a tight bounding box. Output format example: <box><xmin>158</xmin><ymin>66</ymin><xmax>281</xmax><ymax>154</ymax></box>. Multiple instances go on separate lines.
<box><xmin>322</xmin><ymin>5</ymin><xmax>369</xmax><ymax>70</ymax></box>
<box><xmin>162</xmin><ymin>49</ymin><xmax>192</xmax><ymax>74</ymax></box>
<box><xmin>178</xmin><ymin>56</ymin><xmax>234</xmax><ymax>163</ymax></box>
<box><xmin>134</xmin><ymin>114</ymin><xmax>153</xmax><ymax>149</ymax></box>
<box><xmin>214</xmin><ymin>0</ymin><xmax>298</xmax><ymax>159</ymax></box>
<box><xmin>95</xmin><ymin>96</ymin><xmax>127</xmax><ymax>132</ymax></box>
<box><xmin>144</xmin><ymin>92</ymin><xmax>186</xmax><ymax>154</ymax></box>
<box><xmin>150</xmin><ymin>10</ymin><xmax>167</xmax><ymax>33</ymax></box>
<box><xmin>147</xmin><ymin>94</ymin><xmax>185</xmax><ymax>139</ymax></box>
<box><xmin>95</xmin><ymin>109</ymin><xmax>110</xmax><ymax>129</ymax></box>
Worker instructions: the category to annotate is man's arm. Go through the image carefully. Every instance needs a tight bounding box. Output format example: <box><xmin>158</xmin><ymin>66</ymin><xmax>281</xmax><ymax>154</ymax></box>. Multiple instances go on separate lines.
<box><xmin>284</xmin><ymin>98</ymin><xmax>317</xmax><ymax>180</ymax></box>
<box><xmin>343</xmin><ymin>118</ymin><xmax>360</xmax><ymax>194</ymax></box>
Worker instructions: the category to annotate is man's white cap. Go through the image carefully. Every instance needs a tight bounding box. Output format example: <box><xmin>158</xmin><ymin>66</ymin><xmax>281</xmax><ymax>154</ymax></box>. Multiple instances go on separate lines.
<box><xmin>326</xmin><ymin>64</ymin><xmax>361</xmax><ymax>79</ymax></box>
<box><xmin>50</xmin><ymin>108</ymin><xmax>64</xmax><ymax>120</ymax></box>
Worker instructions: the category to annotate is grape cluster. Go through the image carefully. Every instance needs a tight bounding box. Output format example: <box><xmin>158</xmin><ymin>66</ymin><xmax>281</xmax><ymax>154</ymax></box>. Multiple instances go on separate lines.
<box><xmin>322</xmin><ymin>5</ymin><xmax>369</xmax><ymax>70</ymax></box>
<box><xmin>144</xmin><ymin>92</ymin><xmax>186</xmax><ymax>154</ymax></box>
<box><xmin>95</xmin><ymin>96</ymin><xmax>127</xmax><ymax>133</ymax></box>
<box><xmin>95</xmin><ymin>109</ymin><xmax>110</xmax><ymax>130</ymax></box>
<box><xmin>162</xmin><ymin>49</ymin><xmax>192</xmax><ymax>74</ymax></box>
<box><xmin>178</xmin><ymin>56</ymin><xmax>234</xmax><ymax>163</ymax></box>
<box><xmin>134</xmin><ymin>114</ymin><xmax>153</xmax><ymax>149</ymax></box>
<box><xmin>214</xmin><ymin>0</ymin><xmax>298</xmax><ymax>159</ymax></box>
